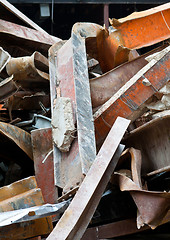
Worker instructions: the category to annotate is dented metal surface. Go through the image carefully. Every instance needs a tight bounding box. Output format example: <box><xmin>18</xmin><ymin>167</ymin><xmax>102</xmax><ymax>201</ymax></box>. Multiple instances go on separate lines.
<box><xmin>94</xmin><ymin>46</ymin><xmax>170</xmax><ymax>146</ymax></box>
<box><xmin>47</xmin><ymin>117</ymin><xmax>129</xmax><ymax>240</ymax></box>
<box><xmin>6</xmin><ymin>51</ymin><xmax>49</xmax><ymax>88</ymax></box>
<box><xmin>113</xmin><ymin>148</ymin><xmax>170</xmax><ymax>229</ymax></box>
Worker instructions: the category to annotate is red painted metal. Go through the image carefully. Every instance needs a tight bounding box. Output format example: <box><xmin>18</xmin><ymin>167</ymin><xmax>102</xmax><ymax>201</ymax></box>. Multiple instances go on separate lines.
<box><xmin>31</xmin><ymin>128</ymin><xmax>58</xmax><ymax>204</ymax></box>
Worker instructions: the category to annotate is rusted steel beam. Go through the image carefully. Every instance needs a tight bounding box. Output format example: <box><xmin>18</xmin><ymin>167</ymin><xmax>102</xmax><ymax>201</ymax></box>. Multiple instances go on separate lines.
<box><xmin>90</xmin><ymin>44</ymin><xmax>167</xmax><ymax>108</ymax></box>
<box><xmin>0</xmin><ymin>19</ymin><xmax>57</xmax><ymax>46</ymax></box>
<box><xmin>1</xmin><ymin>0</ymin><xmax>60</xmax><ymax>43</ymax></box>
<box><xmin>31</xmin><ymin>128</ymin><xmax>58</xmax><ymax>204</ymax></box>
<box><xmin>82</xmin><ymin>218</ymin><xmax>149</xmax><ymax>240</ymax></box>
<box><xmin>0</xmin><ymin>176</ymin><xmax>53</xmax><ymax>239</ymax></box>
<box><xmin>49</xmin><ymin>23</ymin><xmax>100</xmax><ymax>192</ymax></box>
<box><xmin>113</xmin><ymin>148</ymin><xmax>170</xmax><ymax>229</ymax></box>
<box><xmin>47</xmin><ymin>117</ymin><xmax>130</xmax><ymax>240</ymax></box>
<box><xmin>94</xmin><ymin>46</ymin><xmax>170</xmax><ymax>146</ymax></box>
<box><xmin>97</xmin><ymin>3</ymin><xmax>170</xmax><ymax>72</ymax></box>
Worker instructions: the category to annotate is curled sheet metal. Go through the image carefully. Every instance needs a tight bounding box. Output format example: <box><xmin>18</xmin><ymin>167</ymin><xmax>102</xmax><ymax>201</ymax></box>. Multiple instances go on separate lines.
<box><xmin>96</xmin><ymin>26</ymin><xmax>130</xmax><ymax>73</ymax></box>
<box><xmin>113</xmin><ymin>148</ymin><xmax>170</xmax><ymax>229</ymax></box>
<box><xmin>0</xmin><ymin>121</ymin><xmax>33</xmax><ymax>160</ymax></box>
<box><xmin>0</xmin><ymin>200</ymin><xmax>70</xmax><ymax>227</ymax></box>
<box><xmin>110</xmin><ymin>3</ymin><xmax>170</xmax><ymax>49</ymax></box>
<box><xmin>97</xmin><ymin>3</ymin><xmax>170</xmax><ymax>72</ymax></box>
<box><xmin>0</xmin><ymin>47</ymin><xmax>11</xmax><ymax>72</ymax></box>
<box><xmin>0</xmin><ymin>75</ymin><xmax>19</xmax><ymax>102</ymax></box>
<box><xmin>6</xmin><ymin>51</ymin><xmax>49</xmax><ymax>87</ymax></box>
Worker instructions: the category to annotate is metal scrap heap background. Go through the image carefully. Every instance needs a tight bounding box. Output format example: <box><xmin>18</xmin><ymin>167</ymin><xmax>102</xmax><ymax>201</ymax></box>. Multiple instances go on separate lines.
<box><xmin>0</xmin><ymin>1</ymin><xmax>169</xmax><ymax>239</ymax></box>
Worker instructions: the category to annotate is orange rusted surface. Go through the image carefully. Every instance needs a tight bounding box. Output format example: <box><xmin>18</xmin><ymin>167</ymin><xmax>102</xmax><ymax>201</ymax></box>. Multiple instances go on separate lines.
<box><xmin>97</xmin><ymin>3</ymin><xmax>170</xmax><ymax>72</ymax></box>
<box><xmin>94</xmin><ymin>48</ymin><xmax>170</xmax><ymax>146</ymax></box>
<box><xmin>0</xmin><ymin>176</ymin><xmax>53</xmax><ymax>239</ymax></box>
<box><xmin>96</xmin><ymin>27</ymin><xmax>130</xmax><ymax>73</ymax></box>
<box><xmin>111</xmin><ymin>3</ymin><xmax>170</xmax><ymax>49</ymax></box>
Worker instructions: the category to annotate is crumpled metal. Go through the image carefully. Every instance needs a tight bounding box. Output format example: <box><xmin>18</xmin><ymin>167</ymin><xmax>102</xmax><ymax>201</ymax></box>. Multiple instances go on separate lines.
<box><xmin>112</xmin><ymin>147</ymin><xmax>170</xmax><ymax>229</ymax></box>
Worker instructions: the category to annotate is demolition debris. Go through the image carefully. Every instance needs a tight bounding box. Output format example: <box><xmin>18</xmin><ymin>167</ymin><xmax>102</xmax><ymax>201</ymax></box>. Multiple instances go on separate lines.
<box><xmin>0</xmin><ymin>1</ymin><xmax>169</xmax><ymax>239</ymax></box>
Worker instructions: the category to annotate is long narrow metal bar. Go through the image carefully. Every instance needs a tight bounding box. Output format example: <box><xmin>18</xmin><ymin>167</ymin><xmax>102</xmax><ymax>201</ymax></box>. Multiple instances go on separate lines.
<box><xmin>90</xmin><ymin>44</ymin><xmax>167</xmax><ymax>108</ymax></box>
<box><xmin>47</xmin><ymin>117</ymin><xmax>130</xmax><ymax>240</ymax></box>
<box><xmin>0</xmin><ymin>19</ymin><xmax>58</xmax><ymax>46</ymax></box>
<box><xmin>82</xmin><ymin>218</ymin><xmax>149</xmax><ymax>240</ymax></box>
<box><xmin>0</xmin><ymin>0</ymin><xmax>60</xmax><ymax>42</ymax></box>
<box><xmin>49</xmin><ymin>24</ymin><xmax>100</xmax><ymax>191</ymax></box>
<box><xmin>94</xmin><ymin>47</ymin><xmax>170</xmax><ymax>146</ymax></box>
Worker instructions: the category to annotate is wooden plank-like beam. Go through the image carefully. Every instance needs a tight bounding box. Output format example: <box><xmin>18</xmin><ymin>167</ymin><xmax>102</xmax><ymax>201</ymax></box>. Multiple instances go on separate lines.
<box><xmin>47</xmin><ymin>117</ymin><xmax>130</xmax><ymax>240</ymax></box>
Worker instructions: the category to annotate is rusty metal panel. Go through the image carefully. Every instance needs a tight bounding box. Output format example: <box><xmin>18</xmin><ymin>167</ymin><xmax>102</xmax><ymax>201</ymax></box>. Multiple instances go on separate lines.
<box><xmin>124</xmin><ymin>115</ymin><xmax>170</xmax><ymax>175</ymax></box>
<box><xmin>0</xmin><ymin>19</ymin><xmax>57</xmax><ymax>57</ymax></box>
<box><xmin>31</xmin><ymin>127</ymin><xmax>58</xmax><ymax>204</ymax></box>
<box><xmin>0</xmin><ymin>176</ymin><xmax>53</xmax><ymax>239</ymax></box>
<box><xmin>94</xmin><ymin>46</ymin><xmax>170</xmax><ymax>146</ymax></box>
<box><xmin>47</xmin><ymin>117</ymin><xmax>130</xmax><ymax>240</ymax></box>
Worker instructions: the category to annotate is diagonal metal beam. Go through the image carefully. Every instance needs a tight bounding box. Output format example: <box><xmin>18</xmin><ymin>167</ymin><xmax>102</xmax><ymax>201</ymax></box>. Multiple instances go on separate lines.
<box><xmin>47</xmin><ymin>117</ymin><xmax>130</xmax><ymax>240</ymax></box>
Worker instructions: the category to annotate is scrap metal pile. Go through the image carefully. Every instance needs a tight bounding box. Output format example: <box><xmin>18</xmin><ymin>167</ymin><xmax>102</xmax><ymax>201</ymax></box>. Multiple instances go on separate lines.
<box><xmin>0</xmin><ymin>1</ymin><xmax>169</xmax><ymax>239</ymax></box>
